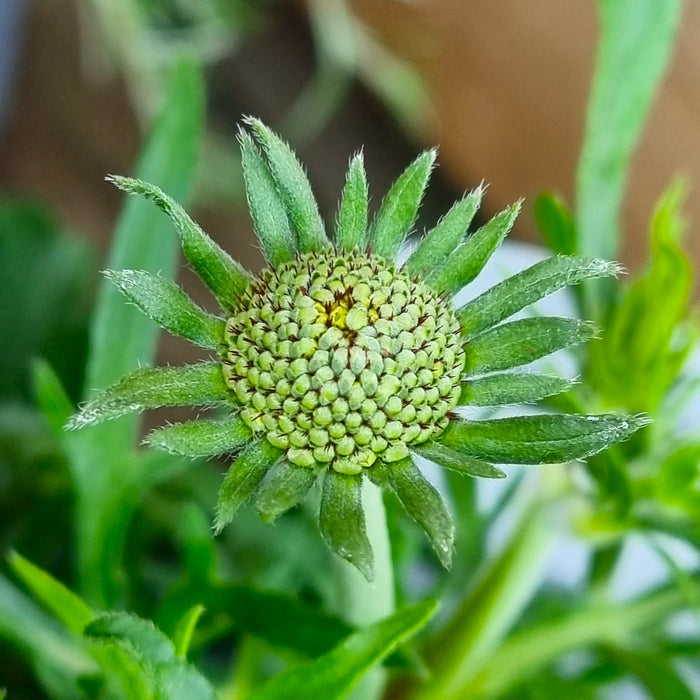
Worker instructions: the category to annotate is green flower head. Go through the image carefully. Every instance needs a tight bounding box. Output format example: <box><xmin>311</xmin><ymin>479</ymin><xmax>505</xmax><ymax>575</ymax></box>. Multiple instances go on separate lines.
<box><xmin>69</xmin><ymin>118</ymin><xmax>647</xmax><ymax>580</ymax></box>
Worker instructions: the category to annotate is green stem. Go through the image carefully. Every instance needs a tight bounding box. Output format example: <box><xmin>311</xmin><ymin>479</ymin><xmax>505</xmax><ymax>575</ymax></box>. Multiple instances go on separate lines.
<box><xmin>327</xmin><ymin>479</ymin><xmax>395</xmax><ymax>700</ymax></box>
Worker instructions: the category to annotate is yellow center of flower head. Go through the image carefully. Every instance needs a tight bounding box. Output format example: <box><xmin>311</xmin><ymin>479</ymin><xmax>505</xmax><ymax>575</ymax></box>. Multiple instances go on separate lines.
<box><xmin>223</xmin><ymin>251</ymin><xmax>465</xmax><ymax>474</ymax></box>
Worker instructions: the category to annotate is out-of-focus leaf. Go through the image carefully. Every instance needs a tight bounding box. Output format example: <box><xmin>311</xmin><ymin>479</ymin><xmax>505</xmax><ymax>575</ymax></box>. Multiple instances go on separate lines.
<box><xmin>656</xmin><ymin>444</ymin><xmax>700</xmax><ymax>504</ymax></box>
<box><xmin>31</xmin><ymin>359</ymin><xmax>74</xmax><ymax>435</ymax></box>
<box><xmin>247</xmin><ymin>600</ymin><xmax>437</xmax><ymax>700</ymax></box>
<box><xmin>171</xmin><ymin>605</ymin><xmax>205</xmax><ymax>659</ymax></box>
<box><xmin>534</xmin><ymin>192</ymin><xmax>576</xmax><ymax>257</ymax></box>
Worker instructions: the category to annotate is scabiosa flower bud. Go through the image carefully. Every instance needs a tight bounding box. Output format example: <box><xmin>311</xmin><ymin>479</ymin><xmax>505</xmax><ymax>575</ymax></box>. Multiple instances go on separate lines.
<box><xmin>68</xmin><ymin>117</ymin><xmax>647</xmax><ymax>580</ymax></box>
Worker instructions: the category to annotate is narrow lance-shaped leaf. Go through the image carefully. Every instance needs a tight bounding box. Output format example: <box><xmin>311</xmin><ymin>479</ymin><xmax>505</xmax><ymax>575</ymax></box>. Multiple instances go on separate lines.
<box><xmin>428</xmin><ymin>200</ymin><xmax>521</xmax><ymax>295</ymax></box>
<box><xmin>534</xmin><ymin>192</ymin><xmax>576</xmax><ymax>256</ymax></box>
<box><xmin>247</xmin><ymin>600</ymin><xmax>437</xmax><ymax>700</ymax></box>
<box><xmin>147</xmin><ymin>416</ymin><xmax>252</xmax><ymax>458</ymax></box>
<box><xmin>214</xmin><ymin>439</ymin><xmax>282</xmax><ymax>533</ymax></box>
<box><xmin>256</xmin><ymin>461</ymin><xmax>319</xmax><ymax>522</ymax></box>
<box><xmin>369</xmin><ymin>149</ymin><xmax>436</xmax><ymax>259</ymax></box>
<box><xmin>335</xmin><ymin>152</ymin><xmax>369</xmax><ymax>251</ymax></box>
<box><xmin>31</xmin><ymin>359</ymin><xmax>74</xmax><ymax>435</ymax></box>
<box><xmin>460</xmin><ymin>373</ymin><xmax>575</xmax><ymax>406</ymax></box>
<box><xmin>463</xmin><ymin>317</ymin><xmax>596</xmax><ymax>375</ymax></box>
<box><xmin>171</xmin><ymin>605</ymin><xmax>205</xmax><ymax>659</ymax></box>
<box><xmin>106</xmin><ymin>176</ymin><xmax>252</xmax><ymax>311</ymax></box>
<box><xmin>245</xmin><ymin>117</ymin><xmax>329</xmax><ymax>252</ymax></box>
<box><xmin>405</xmin><ymin>185</ymin><xmax>484</xmax><ymax>277</ymax></box>
<box><xmin>319</xmin><ymin>472</ymin><xmax>374</xmax><ymax>582</ymax></box>
<box><xmin>238</xmin><ymin>130</ymin><xmax>297</xmax><ymax>265</ymax></box>
<box><xmin>415</xmin><ymin>442</ymin><xmax>505</xmax><ymax>479</ymax></box>
<box><xmin>104</xmin><ymin>269</ymin><xmax>225</xmax><ymax>349</ymax></box>
<box><xmin>67</xmin><ymin>363</ymin><xmax>230</xmax><ymax>429</ymax></box>
<box><xmin>458</xmin><ymin>256</ymin><xmax>622</xmax><ymax>337</ymax></box>
<box><xmin>439</xmin><ymin>413</ymin><xmax>649</xmax><ymax>464</ymax></box>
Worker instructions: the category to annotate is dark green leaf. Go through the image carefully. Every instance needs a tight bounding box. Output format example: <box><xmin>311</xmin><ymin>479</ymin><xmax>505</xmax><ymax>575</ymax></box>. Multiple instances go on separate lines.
<box><xmin>104</xmin><ymin>269</ymin><xmax>225</xmax><ymax>349</ymax></box>
<box><xmin>369</xmin><ymin>150</ymin><xmax>436</xmax><ymax>259</ymax></box>
<box><xmin>31</xmin><ymin>359</ymin><xmax>74</xmax><ymax>434</ymax></box>
<box><xmin>238</xmin><ymin>130</ymin><xmax>297</xmax><ymax>265</ymax></box>
<box><xmin>439</xmin><ymin>413</ymin><xmax>649</xmax><ymax>464</ymax></box>
<box><xmin>335</xmin><ymin>152</ymin><xmax>369</xmax><ymax>251</ymax></box>
<box><xmin>147</xmin><ymin>416</ymin><xmax>251</xmax><ymax>457</ymax></box>
<box><xmin>415</xmin><ymin>442</ymin><xmax>505</xmax><ymax>478</ymax></box>
<box><xmin>458</xmin><ymin>256</ymin><xmax>621</xmax><ymax>337</ymax></box>
<box><xmin>534</xmin><ymin>192</ymin><xmax>576</xmax><ymax>256</ymax></box>
<box><xmin>464</xmin><ymin>317</ymin><xmax>595</xmax><ymax>375</ymax></box>
<box><xmin>405</xmin><ymin>186</ymin><xmax>483</xmax><ymax>277</ymax></box>
<box><xmin>656</xmin><ymin>444</ymin><xmax>700</xmax><ymax>501</ymax></box>
<box><xmin>256</xmin><ymin>460</ymin><xmax>319</xmax><ymax>522</ymax></box>
<box><xmin>247</xmin><ymin>600</ymin><xmax>437</xmax><ymax>700</ymax></box>
<box><xmin>460</xmin><ymin>373</ymin><xmax>574</xmax><ymax>406</ymax></box>
<box><xmin>214</xmin><ymin>439</ymin><xmax>282</xmax><ymax>533</ymax></box>
<box><xmin>319</xmin><ymin>472</ymin><xmax>374</xmax><ymax>581</ymax></box>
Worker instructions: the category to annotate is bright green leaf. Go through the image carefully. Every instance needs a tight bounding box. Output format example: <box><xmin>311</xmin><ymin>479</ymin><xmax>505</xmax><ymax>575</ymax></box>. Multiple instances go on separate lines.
<box><xmin>171</xmin><ymin>605</ymin><xmax>205</xmax><ymax>659</ymax></box>
<box><xmin>415</xmin><ymin>442</ymin><xmax>505</xmax><ymax>479</ymax></box>
<box><xmin>147</xmin><ymin>416</ymin><xmax>251</xmax><ymax>457</ymax></box>
<box><xmin>335</xmin><ymin>152</ymin><xmax>369</xmax><ymax>251</ymax></box>
<box><xmin>31</xmin><ymin>359</ymin><xmax>74</xmax><ymax>434</ymax></box>
<box><xmin>460</xmin><ymin>373</ymin><xmax>575</xmax><ymax>406</ymax></box>
<box><xmin>256</xmin><ymin>460</ymin><xmax>319</xmax><ymax>522</ymax></box>
<box><xmin>534</xmin><ymin>192</ymin><xmax>576</xmax><ymax>256</ymax></box>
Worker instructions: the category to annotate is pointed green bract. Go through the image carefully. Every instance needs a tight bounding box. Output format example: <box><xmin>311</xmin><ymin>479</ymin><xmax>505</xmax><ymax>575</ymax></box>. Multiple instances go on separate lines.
<box><xmin>147</xmin><ymin>417</ymin><xmax>252</xmax><ymax>457</ymax></box>
<box><xmin>376</xmin><ymin>459</ymin><xmax>454</xmax><ymax>568</ymax></box>
<box><xmin>369</xmin><ymin>149</ymin><xmax>436</xmax><ymax>259</ymax></box>
<box><xmin>464</xmin><ymin>317</ymin><xmax>596</xmax><ymax>375</ymax></box>
<box><xmin>238</xmin><ymin>130</ymin><xmax>297</xmax><ymax>265</ymax></box>
<box><xmin>335</xmin><ymin>152</ymin><xmax>369</xmax><ymax>251</ymax></box>
<box><xmin>245</xmin><ymin>117</ymin><xmax>329</xmax><ymax>252</ymax></box>
<box><xmin>320</xmin><ymin>472</ymin><xmax>374</xmax><ymax>582</ymax></box>
<box><xmin>214</xmin><ymin>439</ymin><xmax>282</xmax><ymax>533</ymax></box>
<box><xmin>405</xmin><ymin>186</ymin><xmax>483</xmax><ymax>277</ymax></box>
<box><xmin>415</xmin><ymin>443</ymin><xmax>505</xmax><ymax>479</ymax></box>
<box><xmin>428</xmin><ymin>200</ymin><xmax>521</xmax><ymax>295</ymax></box>
<box><xmin>458</xmin><ymin>256</ymin><xmax>622</xmax><ymax>337</ymax></box>
<box><xmin>439</xmin><ymin>413</ymin><xmax>649</xmax><ymax>464</ymax></box>
<box><xmin>107</xmin><ymin>176</ymin><xmax>252</xmax><ymax>312</ymax></box>
<box><xmin>460</xmin><ymin>373</ymin><xmax>575</xmax><ymax>406</ymax></box>
<box><xmin>172</xmin><ymin>605</ymin><xmax>205</xmax><ymax>659</ymax></box>
<box><xmin>256</xmin><ymin>461</ymin><xmax>318</xmax><ymax>522</ymax></box>
<box><xmin>104</xmin><ymin>269</ymin><xmax>225</xmax><ymax>349</ymax></box>
<box><xmin>67</xmin><ymin>362</ymin><xmax>229</xmax><ymax>429</ymax></box>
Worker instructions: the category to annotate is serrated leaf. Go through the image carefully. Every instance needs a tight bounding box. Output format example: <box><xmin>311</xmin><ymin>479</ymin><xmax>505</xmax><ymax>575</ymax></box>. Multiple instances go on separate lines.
<box><xmin>374</xmin><ymin>459</ymin><xmax>454</xmax><ymax>568</ymax></box>
<box><xmin>256</xmin><ymin>460</ymin><xmax>319</xmax><ymax>522</ymax></box>
<box><xmin>68</xmin><ymin>362</ymin><xmax>229</xmax><ymax>429</ymax></box>
<box><xmin>335</xmin><ymin>152</ymin><xmax>369</xmax><ymax>251</ymax></box>
<box><xmin>106</xmin><ymin>176</ymin><xmax>252</xmax><ymax>311</ymax></box>
<box><xmin>369</xmin><ymin>150</ymin><xmax>436</xmax><ymax>259</ymax></box>
<box><xmin>238</xmin><ymin>130</ymin><xmax>297</xmax><ymax>265</ymax></box>
<box><xmin>247</xmin><ymin>600</ymin><xmax>437</xmax><ymax>700</ymax></box>
<box><xmin>84</xmin><ymin>612</ymin><xmax>215</xmax><ymax>700</ymax></box>
<box><xmin>214</xmin><ymin>439</ymin><xmax>282</xmax><ymax>533</ymax></box>
<box><xmin>31</xmin><ymin>359</ymin><xmax>74</xmax><ymax>434</ymax></box>
<box><xmin>439</xmin><ymin>413</ymin><xmax>648</xmax><ymax>464</ymax></box>
<box><xmin>146</xmin><ymin>416</ymin><xmax>251</xmax><ymax>457</ymax></box>
<box><xmin>8</xmin><ymin>551</ymin><xmax>93</xmax><ymax>634</ymax></box>
<box><xmin>464</xmin><ymin>317</ymin><xmax>596</xmax><ymax>375</ymax></box>
<box><xmin>428</xmin><ymin>200</ymin><xmax>521</xmax><ymax>295</ymax></box>
<box><xmin>458</xmin><ymin>256</ymin><xmax>621</xmax><ymax>337</ymax></box>
<box><xmin>405</xmin><ymin>186</ymin><xmax>483</xmax><ymax>277</ymax></box>
<box><xmin>171</xmin><ymin>605</ymin><xmax>205</xmax><ymax>659</ymax></box>
<box><xmin>319</xmin><ymin>472</ymin><xmax>374</xmax><ymax>581</ymax></box>
<box><xmin>460</xmin><ymin>373</ymin><xmax>575</xmax><ymax>406</ymax></box>
<box><xmin>415</xmin><ymin>442</ymin><xmax>505</xmax><ymax>478</ymax></box>
<box><xmin>534</xmin><ymin>192</ymin><xmax>576</xmax><ymax>256</ymax></box>
<box><xmin>246</xmin><ymin>118</ymin><xmax>329</xmax><ymax>252</ymax></box>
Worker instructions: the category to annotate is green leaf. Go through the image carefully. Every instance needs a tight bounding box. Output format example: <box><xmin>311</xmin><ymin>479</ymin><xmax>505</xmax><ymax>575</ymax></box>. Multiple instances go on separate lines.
<box><xmin>428</xmin><ymin>200</ymin><xmax>521</xmax><ymax>295</ymax></box>
<box><xmin>31</xmin><ymin>359</ymin><xmax>74</xmax><ymax>434</ymax></box>
<box><xmin>103</xmin><ymin>269</ymin><xmax>225</xmax><ymax>349</ymax></box>
<box><xmin>458</xmin><ymin>256</ymin><xmax>621</xmax><ymax>337</ymax></box>
<box><xmin>439</xmin><ymin>413</ymin><xmax>649</xmax><ymax>464</ymax></box>
<box><xmin>656</xmin><ymin>444</ymin><xmax>700</xmax><ymax>502</ymax></box>
<box><xmin>147</xmin><ymin>416</ymin><xmax>251</xmax><ymax>457</ymax></box>
<box><xmin>84</xmin><ymin>612</ymin><xmax>215</xmax><ymax>700</ymax></box>
<box><xmin>415</xmin><ymin>442</ymin><xmax>505</xmax><ymax>479</ymax></box>
<box><xmin>106</xmin><ymin>176</ymin><xmax>252</xmax><ymax>312</ymax></box>
<box><xmin>534</xmin><ymin>192</ymin><xmax>576</xmax><ymax>256</ymax></box>
<box><xmin>374</xmin><ymin>459</ymin><xmax>454</xmax><ymax>568</ymax></box>
<box><xmin>459</xmin><ymin>373</ymin><xmax>575</xmax><ymax>406</ymax></box>
<box><xmin>247</xmin><ymin>600</ymin><xmax>437</xmax><ymax>700</ymax></box>
<box><xmin>464</xmin><ymin>317</ymin><xmax>596</xmax><ymax>375</ymax></box>
<box><xmin>68</xmin><ymin>363</ymin><xmax>229</xmax><ymax>429</ymax></box>
<box><xmin>8</xmin><ymin>551</ymin><xmax>93</xmax><ymax>635</ymax></box>
<box><xmin>256</xmin><ymin>460</ymin><xmax>319</xmax><ymax>522</ymax></box>
<box><xmin>335</xmin><ymin>152</ymin><xmax>369</xmax><ymax>251</ymax></box>
<box><xmin>238</xmin><ymin>130</ymin><xmax>297</xmax><ymax>265</ymax></box>
<box><xmin>576</xmin><ymin>0</ymin><xmax>682</xmax><ymax>315</ymax></box>
<box><xmin>319</xmin><ymin>471</ymin><xmax>374</xmax><ymax>582</ymax></box>
<box><xmin>171</xmin><ymin>605</ymin><xmax>205</xmax><ymax>659</ymax></box>
<box><xmin>214</xmin><ymin>438</ymin><xmax>282</xmax><ymax>533</ymax></box>
<box><xmin>245</xmin><ymin>117</ymin><xmax>329</xmax><ymax>252</ymax></box>
<box><xmin>369</xmin><ymin>150</ymin><xmax>436</xmax><ymax>259</ymax></box>
<box><xmin>405</xmin><ymin>186</ymin><xmax>483</xmax><ymax>277</ymax></box>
